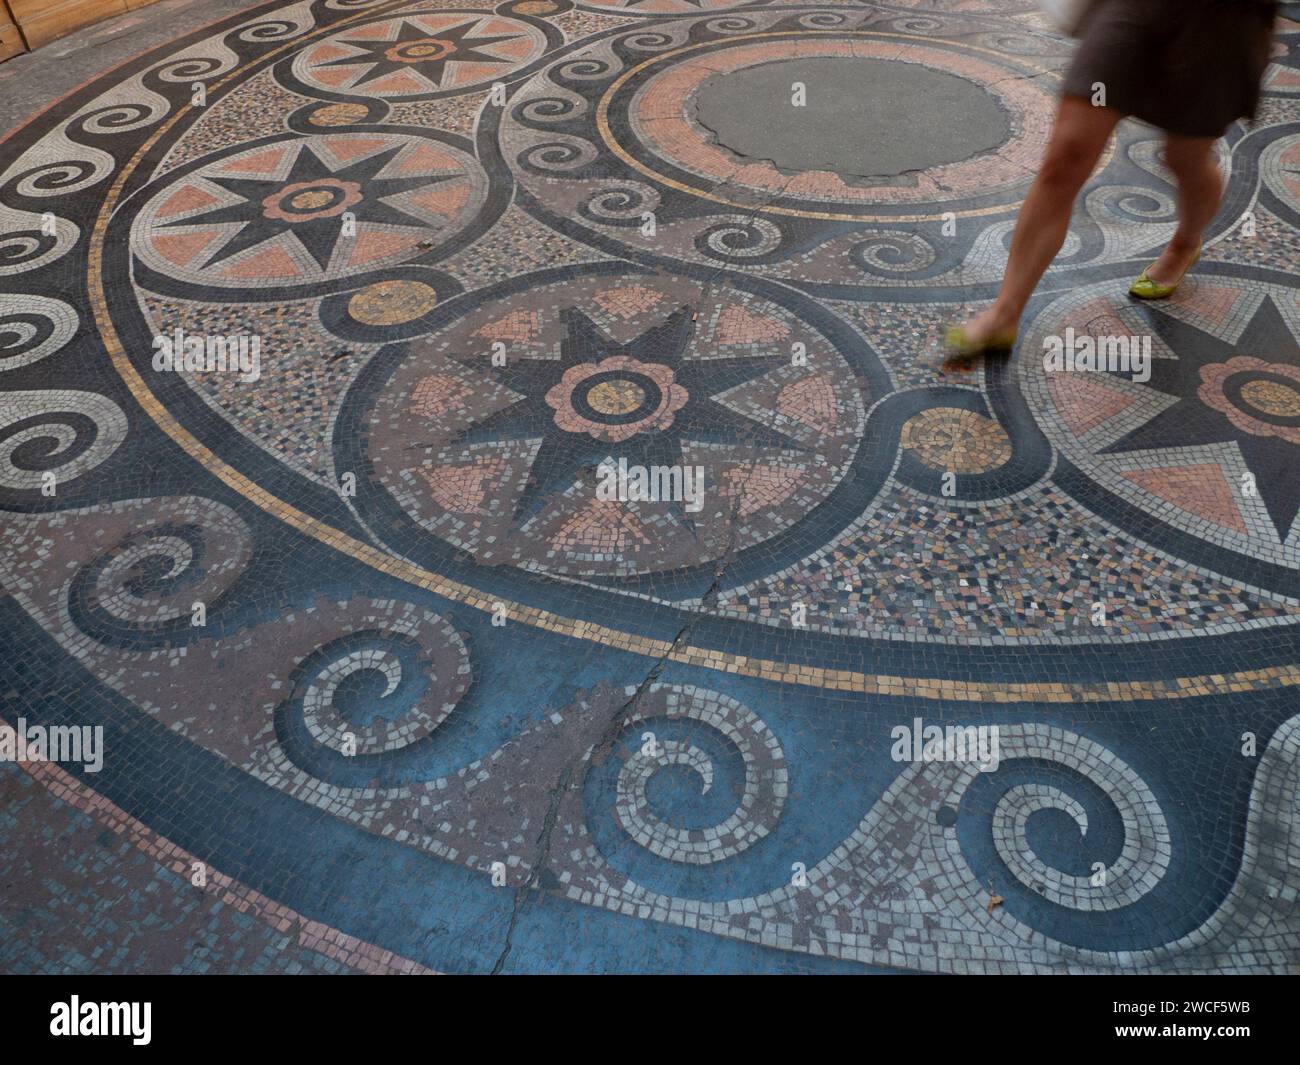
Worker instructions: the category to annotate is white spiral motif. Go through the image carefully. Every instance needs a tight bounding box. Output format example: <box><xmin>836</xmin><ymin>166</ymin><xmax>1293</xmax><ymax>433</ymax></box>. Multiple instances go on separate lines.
<box><xmin>1</xmin><ymin>127</ymin><xmax>115</xmax><ymax>197</ymax></box>
<box><xmin>1088</xmin><ymin>183</ymin><xmax>1177</xmax><ymax>223</ymax></box>
<box><xmin>885</xmin><ymin>16</ymin><xmax>946</xmax><ymax>34</ymax></box>
<box><xmin>74</xmin><ymin>497</ymin><xmax>252</xmax><ymax>629</ymax></box>
<box><xmin>71</xmin><ymin>77</ymin><xmax>171</xmax><ymax>135</ymax></box>
<box><xmin>517</xmin><ymin>88</ymin><xmax>589</xmax><ymax>124</ymax></box>
<box><xmin>302</xmin><ymin>649</ymin><xmax>408</xmax><ymax>751</ymax></box>
<box><xmin>236</xmin><ymin>0</ymin><xmax>317</xmax><ymax>42</ymax></box>
<box><xmin>798</xmin><ymin>12</ymin><xmax>847</xmax><ymax>28</ymax></box>
<box><xmin>973</xmin><ymin>31</ymin><xmax>1059</xmax><ymax>56</ymax></box>
<box><xmin>0</xmin><ymin>205</ymin><xmax>79</xmax><ymax>276</ymax></box>
<box><xmin>948</xmin><ymin>725</ymin><xmax>1172</xmax><ymax>912</ymax></box>
<box><xmin>703</xmin><ymin>17</ymin><xmax>761</xmax><ymax>35</ymax></box>
<box><xmin>519</xmin><ymin>136</ymin><xmax>599</xmax><ymax>173</ymax></box>
<box><xmin>623</xmin><ymin>30</ymin><xmax>688</xmax><ymax>53</ymax></box>
<box><xmin>701</xmin><ymin>215</ymin><xmax>783</xmax><ymax>259</ymax></box>
<box><xmin>584</xmin><ymin>182</ymin><xmax>661</xmax><ymax>222</ymax></box>
<box><xmin>553</xmin><ymin>53</ymin><xmax>619</xmax><ymax>82</ymax></box>
<box><xmin>0</xmin><ymin>390</ymin><xmax>127</xmax><ymax>490</ymax></box>
<box><xmin>276</xmin><ymin>604</ymin><xmax>471</xmax><ymax>760</ymax></box>
<box><xmin>0</xmin><ymin>295</ymin><xmax>77</xmax><ymax>372</ymax></box>
<box><xmin>852</xmin><ymin>230</ymin><xmax>938</xmax><ymax>275</ymax></box>
<box><xmin>12</xmin><ymin>162</ymin><xmax>102</xmax><ymax>198</ymax></box>
<box><xmin>93</xmin><ymin>536</ymin><xmax>193</xmax><ymax>617</ymax></box>
<box><xmin>152</xmin><ymin>39</ymin><xmax>240</xmax><ymax>84</ymax></box>
<box><xmin>613</xmin><ymin>685</ymin><xmax>787</xmax><ymax>865</ymax></box>
<box><xmin>962</xmin><ymin>220</ymin><xmax>1081</xmax><ymax>278</ymax></box>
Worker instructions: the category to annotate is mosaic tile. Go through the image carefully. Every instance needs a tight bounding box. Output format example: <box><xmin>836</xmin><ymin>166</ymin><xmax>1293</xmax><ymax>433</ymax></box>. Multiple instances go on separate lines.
<box><xmin>1</xmin><ymin>0</ymin><xmax>1298</xmax><ymax>975</ymax></box>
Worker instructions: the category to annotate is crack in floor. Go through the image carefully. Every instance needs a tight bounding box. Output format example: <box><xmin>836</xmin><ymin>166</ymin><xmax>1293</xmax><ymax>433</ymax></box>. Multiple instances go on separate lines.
<box><xmin>487</xmin><ymin>395</ymin><xmax>772</xmax><ymax>973</ymax></box>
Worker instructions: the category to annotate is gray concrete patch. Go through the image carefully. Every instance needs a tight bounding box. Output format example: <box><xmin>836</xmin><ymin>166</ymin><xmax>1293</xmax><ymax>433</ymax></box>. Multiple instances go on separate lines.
<box><xmin>0</xmin><ymin>0</ymin><xmax>253</xmax><ymax>136</ymax></box>
<box><xmin>694</xmin><ymin>57</ymin><xmax>1011</xmax><ymax>179</ymax></box>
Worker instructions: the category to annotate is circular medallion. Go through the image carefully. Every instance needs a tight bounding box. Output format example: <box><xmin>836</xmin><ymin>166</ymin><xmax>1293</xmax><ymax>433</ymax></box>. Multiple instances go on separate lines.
<box><xmin>348</xmin><ymin>279</ymin><xmax>440</xmax><ymax>325</ymax></box>
<box><xmin>502</xmin><ymin>15</ymin><xmax>1057</xmax><ymax>230</ymax></box>
<box><xmin>129</xmin><ymin>132</ymin><xmax>489</xmax><ymax>294</ymax></box>
<box><xmin>293</xmin><ymin>12</ymin><xmax>548</xmax><ymax>99</ymax></box>
<box><xmin>901</xmin><ymin>407</ymin><xmax>1012</xmax><ymax>474</ymax></box>
<box><xmin>1021</xmin><ymin>273</ymin><xmax>1300</xmax><ymax>573</ymax></box>
<box><xmin>344</xmin><ymin>268</ymin><xmax>873</xmax><ymax>577</ymax></box>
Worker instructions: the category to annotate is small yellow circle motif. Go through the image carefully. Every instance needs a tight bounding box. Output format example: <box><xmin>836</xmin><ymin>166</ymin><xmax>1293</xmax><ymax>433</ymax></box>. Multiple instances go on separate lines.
<box><xmin>389</xmin><ymin>38</ymin><xmax>454</xmax><ymax>63</ymax></box>
<box><xmin>900</xmin><ymin>407</ymin><xmax>1012</xmax><ymax>473</ymax></box>
<box><xmin>586</xmin><ymin>379</ymin><xmax>646</xmax><ymax>415</ymax></box>
<box><xmin>1240</xmin><ymin>379</ymin><xmax>1300</xmax><ymax>418</ymax></box>
<box><xmin>308</xmin><ymin>103</ymin><xmax>370</xmax><ymax>127</ymax></box>
<box><xmin>348</xmin><ymin>281</ymin><xmax>439</xmax><ymax>326</ymax></box>
<box><xmin>290</xmin><ymin>190</ymin><xmax>334</xmax><ymax>210</ymax></box>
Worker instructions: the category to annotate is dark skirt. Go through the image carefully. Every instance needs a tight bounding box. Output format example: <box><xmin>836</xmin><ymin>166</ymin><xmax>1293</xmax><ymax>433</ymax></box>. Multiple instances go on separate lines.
<box><xmin>1062</xmin><ymin>0</ymin><xmax>1277</xmax><ymax>137</ymax></box>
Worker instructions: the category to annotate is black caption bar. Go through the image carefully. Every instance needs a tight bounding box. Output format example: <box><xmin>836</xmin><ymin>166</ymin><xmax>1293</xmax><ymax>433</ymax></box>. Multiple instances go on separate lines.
<box><xmin>0</xmin><ymin>973</ymin><xmax>1292</xmax><ymax>1051</ymax></box>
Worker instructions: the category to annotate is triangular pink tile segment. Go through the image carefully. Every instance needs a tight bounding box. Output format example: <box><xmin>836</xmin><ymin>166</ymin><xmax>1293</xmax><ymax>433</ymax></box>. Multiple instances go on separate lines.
<box><xmin>1047</xmin><ymin>373</ymin><xmax>1136</xmax><ymax>435</ymax></box>
<box><xmin>1120</xmin><ymin>464</ymin><xmax>1247</xmax><ymax>535</ymax></box>
<box><xmin>219</xmin><ymin>243</ymin><xmax>302</xmax><ymax>280</ymax></box>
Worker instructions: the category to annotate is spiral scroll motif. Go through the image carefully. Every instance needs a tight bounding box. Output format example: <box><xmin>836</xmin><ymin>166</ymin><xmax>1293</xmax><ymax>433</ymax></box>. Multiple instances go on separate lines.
<box><xmin>66</xmin><ymin>497</ymin><xmax>253</xmax><ymax>639</ymax></box>
<box><xmin>272</xmin><ymin>603</ymin><xmax>471</xmax><ymax>767</ymax></box>
<box><xmin>952</xmin><ymin>725</ymin><xmax>1172</xmax><ymax>912</ymax></box>
<box><xmin>0</xmin><ymin>390</ymin><xmax>127</xmax><ymax>491</ymax></box>
<box><xmin>0</xmin><ymin>295</ymin><xmax>78</xmax><ymax>373</ymax></box>
<box><xmin>609</xmin><ymin>685</ymin><xmax>787</xmax><ymax>865</ymax></box>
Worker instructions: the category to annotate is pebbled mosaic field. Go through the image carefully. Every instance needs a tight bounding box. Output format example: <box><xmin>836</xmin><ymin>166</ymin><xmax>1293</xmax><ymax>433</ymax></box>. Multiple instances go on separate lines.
<box><xmin>1</xmin><ymin>0</ymin><xmax>1299</xmax><ymax>974</ymax></box>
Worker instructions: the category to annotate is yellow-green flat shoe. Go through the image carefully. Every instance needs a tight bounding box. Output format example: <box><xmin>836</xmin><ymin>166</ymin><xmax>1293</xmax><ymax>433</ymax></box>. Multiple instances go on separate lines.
<box><xmin>943</xmin><ymin>324</ymin><xmax>1017</xmax><ymax>359</ymax></box>
<box><xmin>1129</xmin><ymin>244</ymin><xmax>1202</xmax><ymax>300</ymax></box>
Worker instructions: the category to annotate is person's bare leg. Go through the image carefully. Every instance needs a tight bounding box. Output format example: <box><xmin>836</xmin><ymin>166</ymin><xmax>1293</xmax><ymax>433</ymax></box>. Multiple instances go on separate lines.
<box><xmin>1144</xmin><ymin>134</ymin><xmax>1222</xmax><ymax>286</ymax></box>
<box><xmin>957</xmin><ymin>97</ymin><xmax>1122</xmax><ymax>346</ymax></box>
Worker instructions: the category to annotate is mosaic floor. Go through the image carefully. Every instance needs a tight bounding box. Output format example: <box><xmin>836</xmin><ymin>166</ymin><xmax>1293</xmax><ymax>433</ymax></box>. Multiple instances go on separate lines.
<box><xmin>1</xmin><ymin>0</ymin><xmax>1299</xmax><ymax>975</ymax></box>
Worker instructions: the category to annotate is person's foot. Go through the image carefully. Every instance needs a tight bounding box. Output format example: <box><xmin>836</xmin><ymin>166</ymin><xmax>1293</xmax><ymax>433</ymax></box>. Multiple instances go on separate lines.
<box><xmin>946</xmin><ymin>306</ymin><xmax>1019</xmax><ymax>355</ymax></box>
<box><xmin>1144</xmin><ymin>239</ymin><xmax>1201</xmax><ymax>288</ymax></box>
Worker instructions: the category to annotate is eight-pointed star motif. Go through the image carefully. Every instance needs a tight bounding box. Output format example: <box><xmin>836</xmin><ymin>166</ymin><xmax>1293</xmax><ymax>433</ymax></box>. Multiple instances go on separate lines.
<box><xmin>439</xmin><ymin>305</ymin><xmax>807</xmax><ymax>526</ymax></box>
<box><xmin>1103</xmin><ymin>295</ymin><xmax>1300</xmax><ymax>542</ymax></box>
<box><xmin>163</xmin><ymin>143</ymin><xmax>447</xmax><ymax>272</ymax></box>
<box><xmin>311</xmin><ymin>18</ymin><xmax>524</xmax><ymax>91</ymax></box>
